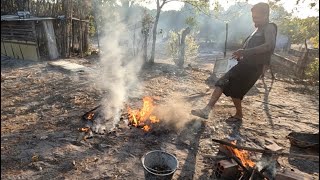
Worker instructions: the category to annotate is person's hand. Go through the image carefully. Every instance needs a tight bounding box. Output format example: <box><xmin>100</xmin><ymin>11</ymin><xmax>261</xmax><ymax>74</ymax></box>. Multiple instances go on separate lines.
<box><xmin>232</xmin><ymin>49</ymin><xmax>245</xmax><ymax>60</ymax></box>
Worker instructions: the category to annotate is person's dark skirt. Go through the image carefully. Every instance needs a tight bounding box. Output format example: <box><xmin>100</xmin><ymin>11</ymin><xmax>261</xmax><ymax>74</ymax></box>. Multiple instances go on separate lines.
<box><xmin>215</xmin><ymin>60</ymin><xmax>263</xmax><ymax>100</ymax></box>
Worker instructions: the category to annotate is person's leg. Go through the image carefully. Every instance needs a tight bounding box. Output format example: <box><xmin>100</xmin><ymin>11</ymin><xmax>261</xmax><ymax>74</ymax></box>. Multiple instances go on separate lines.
<box><xmin>269</xmin><ymin>64</ymin><xmax>275</xmax><ymax>80</ymax></box>
<box><xmin>206</xmin><ymin>87</ymin><xmax>223</xmax><ymax>109</ymax></box>
<box><xmin>231</xmin><ymin>98</ymin><xmax>243</xmax><ymax>119</ymax></box>
<box><xmin>261</xmin><ymin>65</ymin><xmax>267</xmax><ymax>78</ymax></box>
<box><xmin>191</xmin><ymin>87</ymin><xmax>223</xmax><ymax>119</ymax></box>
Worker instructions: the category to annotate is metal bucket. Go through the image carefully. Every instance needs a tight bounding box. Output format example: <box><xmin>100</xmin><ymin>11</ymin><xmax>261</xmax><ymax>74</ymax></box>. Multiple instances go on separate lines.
<box><xmin>141</xmin><ymin>150</ymin><xmax>178</xmax><ymax>180</ymax></box>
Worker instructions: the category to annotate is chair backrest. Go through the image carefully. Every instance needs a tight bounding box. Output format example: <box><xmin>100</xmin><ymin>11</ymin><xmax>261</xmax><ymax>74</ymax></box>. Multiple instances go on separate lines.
<box><xmin>212</xmin><ymin>58</ymin><xmax>238</xmax><ymax>76</ymax></box>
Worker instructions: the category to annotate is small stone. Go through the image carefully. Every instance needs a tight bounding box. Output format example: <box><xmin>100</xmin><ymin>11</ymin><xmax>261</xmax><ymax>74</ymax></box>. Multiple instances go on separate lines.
<box><xmin>100</xmin><ymin>144</ymin><xmax>111</xmax><ymax>148</ymax></box>
<box><xmin>32</xmin><ymin>155</ymin><xmax>39</xmax><ymax>162</ymax></box>
<box><xmin>40</xmin><ymin>136</ymin><xmax>48</xmax><ymax>140</ymax></box>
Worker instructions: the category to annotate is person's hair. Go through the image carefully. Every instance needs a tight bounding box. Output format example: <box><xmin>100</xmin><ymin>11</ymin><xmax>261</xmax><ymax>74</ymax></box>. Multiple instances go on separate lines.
<box><xmin>251</xmin><ymin>2</ymin><xmax>270</xmax><ymax>17</ymax></box>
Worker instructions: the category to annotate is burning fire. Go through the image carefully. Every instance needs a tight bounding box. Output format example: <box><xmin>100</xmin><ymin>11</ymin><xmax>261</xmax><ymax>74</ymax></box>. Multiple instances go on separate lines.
<box><xmin>127</xmin><ymin>97</ymin><xmax>160</xmax><ymax>132</ymax></box>
<box><xmin>225</xmin><ymin>141</ymin><xmax>255</xmax><ymax>168</ymax></box>
<box><xmin>78</xmin><ymin>127</ymin><xmax>90</xmax><ymax>133</ymax></box>
<box><xmin>86</xmin><ymin>112</ymin><xmax>95</xmax><ymax>120</ymax></box>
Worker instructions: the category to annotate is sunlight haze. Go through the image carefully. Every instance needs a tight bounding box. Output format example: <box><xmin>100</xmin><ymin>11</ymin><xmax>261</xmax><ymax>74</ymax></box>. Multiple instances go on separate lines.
<box><xmin>141</xmin><ymin>0</ymin><xmax>319</xmax><ymax>18</ymax></box>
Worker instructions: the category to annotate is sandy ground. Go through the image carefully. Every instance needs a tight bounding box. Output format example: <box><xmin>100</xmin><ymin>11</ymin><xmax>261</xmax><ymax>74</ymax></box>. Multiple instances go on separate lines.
<box><xmin>1</xmin><ymin>54</ymin><xmax>319</xmax><ymax>180</ymax></box>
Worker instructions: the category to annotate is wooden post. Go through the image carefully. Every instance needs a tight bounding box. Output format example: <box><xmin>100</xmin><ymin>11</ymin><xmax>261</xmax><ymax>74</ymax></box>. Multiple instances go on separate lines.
<box><xmin>62</xmin><ymin>0</ymin><xmax>72</xmax><ymax>58</ymax></box>
<box><xmin>92</xmin><ymin>1</ymin><xmax>100</xmax><ymax>50</ymax></box>
<box><xmin>224</xmin><ymin>22</ymin><xmax>228</xmax><ymax>58</ymax></box>
<box><xmin>96</xmin><ymin>20</ymin><xmax>100</xmax><ymax>50</ymax></box>
<box><xmin>72</xmin><ymin>21</ymin><xmax>75</xmax><ymax>51</ymax></box>
<box><xmin>69</xmin><ymin>3</ymin><xmax>73</xmax><ymax>57</ymax></box>
<box><xmin>68</xmin><ymin>0</ymin><xmax>73</xmax><ymax>57</ymax></box>
<box><xmin>84</xmin><ymin>21</ymin><xmax>89</xmax><ymax>53</ymax></box>
<box><xmin>32</xmin><ymin>21</ymin><xmax>40</xmax><ymax>60</ymax></box>
<box><xmin>80</xmin><ymin>21</ymin><xmax>83</xmax><ymax>57</ymax></box>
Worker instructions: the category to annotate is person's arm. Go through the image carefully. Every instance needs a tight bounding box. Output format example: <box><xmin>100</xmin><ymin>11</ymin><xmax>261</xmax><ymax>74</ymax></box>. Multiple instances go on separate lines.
<box><xmin>243</xmin><ymin>24</ymin><xmax>277</xmax><ymax>56</ymax></box>
<box><xmin>232</xmin><ymin>24</ymin><xmax>277</xmax><ymax>59</ymax></box>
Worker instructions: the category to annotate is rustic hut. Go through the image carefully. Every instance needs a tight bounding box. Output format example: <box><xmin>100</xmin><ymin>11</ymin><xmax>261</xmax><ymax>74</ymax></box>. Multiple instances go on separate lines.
<box><xmin>1</xmin><ymin>15</ymin><xmax>59</xmax><ymax>60</ymax></box>
<box><xmin>1</xmin><ymin>0</ymin><xmax>90</xmax><ymax>61</ymax></box>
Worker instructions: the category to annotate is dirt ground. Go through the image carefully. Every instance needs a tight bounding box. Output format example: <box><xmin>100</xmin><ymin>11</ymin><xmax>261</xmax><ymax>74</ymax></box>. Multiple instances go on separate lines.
<box><xmin>1</xmin><ymin>54</ymin><xmax>319</xmax><ymax>180</ymax></box>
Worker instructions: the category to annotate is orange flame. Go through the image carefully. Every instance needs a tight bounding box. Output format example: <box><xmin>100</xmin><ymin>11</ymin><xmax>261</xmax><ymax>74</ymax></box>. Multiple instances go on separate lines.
<box><xmin>142</xmin><ymin>125</ymin><xmax>151</xmax><ymax>132</ymax></box>
<box><xmin>127</xmin><ymin>97</ymin><xmax>159</xmax><ymax>132</ymax></box>
<box><xmin>86</xmin><ymin>112</ymin><xmax>95</xmax><ymax>120</ymax></box>
<box><xmin>225</xmin><ymin>141</ymin><xmax>255</xmax><ymax>168</ymax></box>
<box><xmin>149</xmin><ymin>115</ymin><xmax>160</xmax><ymax>123</ymax></box>
<box><xmin>78</xmin><ymin>127</ymin><xmax>90</xmax><ymax>133</ymax></box>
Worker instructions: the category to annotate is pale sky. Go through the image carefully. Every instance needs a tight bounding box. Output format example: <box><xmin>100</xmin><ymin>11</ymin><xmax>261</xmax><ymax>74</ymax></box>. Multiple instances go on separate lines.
<box><xmin>141</xmin><ymin>0</ymin><xmax>319</xmax><ymax>18</ymax></box>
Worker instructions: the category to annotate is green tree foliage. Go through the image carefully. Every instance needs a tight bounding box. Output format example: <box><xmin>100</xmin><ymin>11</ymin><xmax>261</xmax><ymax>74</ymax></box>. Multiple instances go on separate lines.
<box><xmin>88</xmin><ymin>14</ymin><xmax>96</xmax><ymax>37</ymax></box>
<box><xmin>166</xmin><ymin>30</ymin><xmax>199</xmax><ymax>61</ymax></box>
<box><xmin>185</xmin><ymin>16</ymin><xmax>198</xmax><ymax>29</ymax></box>
<box><xmin>310</xmin><ymin>34</ymin><xmax>319</xmax><ymax>48</ymax></box>
<box><xmin>147</xmin><ymin>0</ymin><xmax>210</xmax><ymax>64</ymax></box>
<box><xmin>270</xmin><ymin>3</ymin><xmax>319</xmax><ymax>48</ymax></box>
<box><xmin>185</xmin><ymin>34</ymin><xmax>199</xmax><ymax>58</ymax></box>
<box><xmin>305</xmin><ymin>58</ymin><xmax>319</xmax><ymax>81</ymax></box>
<box><xmin>141</xmin><ymin>11</ymin><xmax>153</xmax><ymax>34</ymax></box>
<box><xmin>282</xmin><ymin>17</ymin><xmax>319</xmax><ymax>47</ymax></box>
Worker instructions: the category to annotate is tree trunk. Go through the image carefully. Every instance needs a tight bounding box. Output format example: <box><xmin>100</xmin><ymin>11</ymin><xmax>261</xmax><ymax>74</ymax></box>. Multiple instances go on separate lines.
<box><xmin>72</xmin><ymin>21</ymin><xmax>75</xmax><ymax>53</ymax></box>
<box><xmin>68</xmin><ymin>0</ymin><xmax>73</xmax><ymax>57</ymax></box>
<box><xmin>224</xmin><ymin>23</ymin><xmax>228</xmax><ymax>58</ymax></box>
<box><xmin>132</xmin><ymin>24</ymin><xmax>136</xmax><ymax>56</ymax></box>
<box><xmin>143</xmin><ymin>30</ymin><xmax>148</xmax><ymax>63</ymax></box>
<box><xmin>149</xmin><ymin>1</ymin><xmax>161</xmax><ymax>65</ymax></box>
<box><xmin>297</xmin><ymin>39</ymin><xmax>310</xmax><ymax>78</ymax></box>
<box><xmin>286</xmin><ymin>37</ymin><xmax>291</xmax><ymax>52</ymax></box>
<box><xmin>61</xmin><ymin>1</ymin><xmax>66</xmax><ymax>57</ymax></box>
<box><xmin>80</xmin><ymin>22</ymin><xmax>83</xmax><ymax>57</ymax></box>
<box><xmin>177</xmin><ymin>27</ymin><xmax>191</xmax><ymax>68</ymax></box>
<box><xmin>83</xmin><ymin>21</ymin><xmax>89</xmax><ymax>53</ymax></box>
<box><xmin>62</xmin><ymin>0</ymin><xmax>72</xmax><ymax>58</ymax></box>
<box><xmin>94</xmin><ymin>18</ymin><xmax>100</xmax><ymax>50</ymax></box>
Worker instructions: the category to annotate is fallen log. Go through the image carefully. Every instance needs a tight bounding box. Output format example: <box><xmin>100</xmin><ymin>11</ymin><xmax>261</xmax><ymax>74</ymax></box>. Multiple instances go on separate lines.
<box><xmin>82</xmin><ymin>105</ymin><xmax>102</xmax><ymax>121</ymax></box>
<box><xmin>212</xmin><ymin>139</ymin><xmax>319</xmax><ymax>161</ymax></box>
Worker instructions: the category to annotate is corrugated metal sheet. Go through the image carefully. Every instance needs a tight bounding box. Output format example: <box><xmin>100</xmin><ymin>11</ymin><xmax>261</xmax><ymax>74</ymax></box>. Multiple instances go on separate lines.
<box><xmin>1</xmin><ymin>15</ymin><xmax>56</xmax><ymax>21</ymax></box>
<box><xmin>1</xmin><ymin>40</ymin><xmax>39</xmax><ymax>60</ymax></box>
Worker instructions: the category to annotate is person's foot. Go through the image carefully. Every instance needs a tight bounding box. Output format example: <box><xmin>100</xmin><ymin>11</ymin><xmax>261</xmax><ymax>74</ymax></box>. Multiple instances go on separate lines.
<box><xmin>191</xmin><ymin>108</ymin><xmax>210</xmax><ymax>119</ymax></box>
<box><xmin>226</xmin><ymin>115</ymin><xmax>243</xmax><ymax>122</ymax></box>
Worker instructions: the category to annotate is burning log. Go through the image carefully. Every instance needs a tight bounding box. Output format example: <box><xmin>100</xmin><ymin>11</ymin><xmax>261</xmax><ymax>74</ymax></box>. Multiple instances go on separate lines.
<box><xmin>82</xmin><ymin>105</ymin><xmax>129</xmax><ymax>123</ymax></box>
<box><xmin>217</xmin><ymin>140</ymin><xmax>255</xmax><ymax>169</ymax></box>
<box><xmin>78</xmin><ymin>127</ymin><xmax>90</xmax><ymax>133</ymax></box>
<box><xmin>212</xmin><ymin>138</ymin><xmax>319</xmax><ymax>161</ymax></box>
<box><xmin>82</xmin><ymin>105</ymin><xmax>102</xmax><ymax>121</ymax></box>
<box><xmin>216</xmin><ymin>139</ymin><xmax>295</xmax><ymax>180</ymax></box>
<box><xmin>77</xmin><ymin>128</ymin><xmax>93</xmax><ymax>141</ymax></box>
<box><xmin>218</xmin><ymin>143</ymin><xmax>268</xmax><ymax>180</ymax></box>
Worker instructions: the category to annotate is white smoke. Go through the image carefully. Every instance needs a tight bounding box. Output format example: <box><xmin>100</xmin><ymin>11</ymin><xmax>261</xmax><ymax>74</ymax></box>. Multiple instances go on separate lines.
<box><xmin>94</xmin><ymin>4</ymin><xmax>144</xmax><ymax>130</ymax></box>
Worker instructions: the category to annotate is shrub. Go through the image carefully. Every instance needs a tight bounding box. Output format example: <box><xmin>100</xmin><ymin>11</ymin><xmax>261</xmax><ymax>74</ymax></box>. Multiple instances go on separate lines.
<box><xmin>166</xmin><ymin>30</ymin><xmax>199</xmax><ymax>61</ymax></box>
<box><xmin>305</xmin><ymin>57</ymin><xmax>319</xmax><ymax>82</ymax></box>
